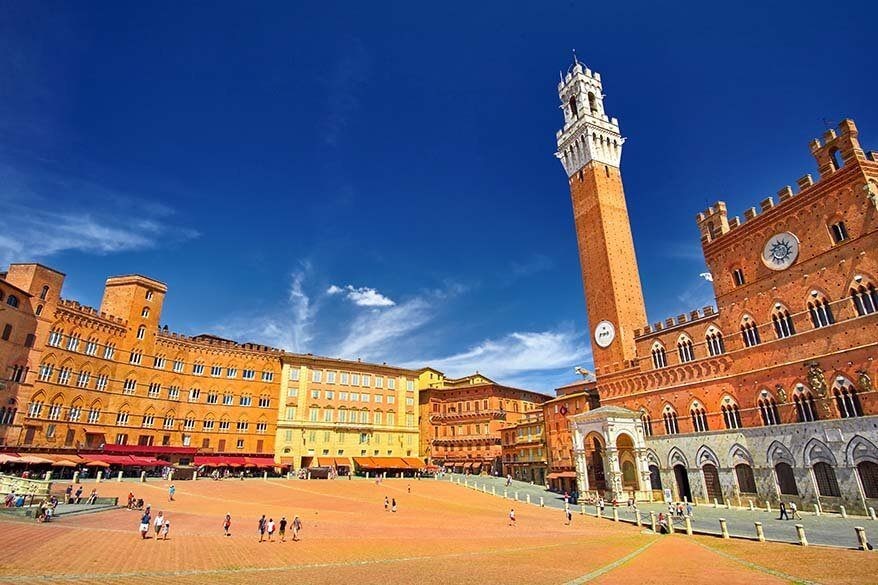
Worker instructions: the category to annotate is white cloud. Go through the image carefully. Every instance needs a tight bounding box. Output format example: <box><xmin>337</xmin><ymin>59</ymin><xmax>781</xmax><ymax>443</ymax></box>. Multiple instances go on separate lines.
<box><xmin>332</xmin><ymin>297</ymin><xmax>432</xmax><ymax>360</ymax></box>
<box><xmin>327</xmin><ymin>284</ymin><xmax>396</xmax><ymax>307</ymax></box>
<box><xmin>404</xmin><ymin>327</ymin><xmax>590</xmax><ymax>392</ymax></box>
<box><xmin>213</xmin><ymin>263</ymin><xmax>314</xmax><ymax>353</ymax></box>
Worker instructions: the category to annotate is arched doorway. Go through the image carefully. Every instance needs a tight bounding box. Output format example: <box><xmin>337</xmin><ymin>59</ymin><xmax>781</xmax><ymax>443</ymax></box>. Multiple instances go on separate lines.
<box><xmin>673</xmin><ymin>464</ymin><xmax>691</xmax><ymax>502</ymax></box>
<box><xmin>616</xmin><ymin>434</ymin><xmax>638</xmax><ymax>491</ymax></box>
<box><xmin>702</xmin><ymin>463</ymin><xmax>724</xmax><ymax>504</ymax></box>
<box><xmin>584</xmin><ymin>434</ymin><xmax>606</xmax><ymax>492</ymax></box>
<box><xmin>649</xmin><ymin>464</ymin><xmax>662</xmax><ymax>490</ymax></box>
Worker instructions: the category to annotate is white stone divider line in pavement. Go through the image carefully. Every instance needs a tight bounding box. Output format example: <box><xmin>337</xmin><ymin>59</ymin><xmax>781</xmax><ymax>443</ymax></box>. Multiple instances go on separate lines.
<box><xmin>690</xmin><ymin>540</ymin><xmax>823</xmax><ymax>585</ymax></box>
<box><xmin>561</xmin><ymin>539</ymin><xmax>658</xmax><ymax>585</ymax></box>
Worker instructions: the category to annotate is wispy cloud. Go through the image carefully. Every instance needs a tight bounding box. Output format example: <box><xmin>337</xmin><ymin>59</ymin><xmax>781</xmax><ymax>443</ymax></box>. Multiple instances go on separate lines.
<box><xmin>327</xmin><ymin>284</ymin><xmax>395</xmax><ymax>307</ymax></box>
<box><xmin>332</xmin><ymin>297</ymin><xmax>433</xmax><ymax>361</ymax></box>
<box><xmin>508</xmin><ymin>254</ymin><xmax>554</xmax><ymax>280</ymax></box>
<box><xmin>213</xmin><ymin>262</ymin><xmax>315</xmax><ymax>352</ymax></box>
<box><xmin>403</xmin><ymin>326</ymin><xmax>590</xmax><ymax>392</ymax></box>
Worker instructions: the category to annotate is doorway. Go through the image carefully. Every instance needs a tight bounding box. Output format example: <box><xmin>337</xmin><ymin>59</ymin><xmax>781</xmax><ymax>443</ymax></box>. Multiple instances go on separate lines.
<box><xmin>702</xmin><ymin>463</ymin><xmax>724</xmax><ymax>504</ymax></box>
<box><xmin>673</xmin><ymin>464</ymin><xmax>691</xmax><ymax>501</ymax></box>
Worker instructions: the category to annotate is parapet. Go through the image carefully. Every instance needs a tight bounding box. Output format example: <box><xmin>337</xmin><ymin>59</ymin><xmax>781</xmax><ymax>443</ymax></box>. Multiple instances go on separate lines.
<box><xmin>634</xmin><ymin>306</ymin><xmax>717</xmax><ymax>338</ymax></box>
<box><xmin>58</xmin><ymin>298</ymin><xmax>127</xmax><ymax>326</ymax></box>
<box><xmin>695</xmin><ymin>119</ymin><xmax>870</xmax><ymax>245</ymax></box>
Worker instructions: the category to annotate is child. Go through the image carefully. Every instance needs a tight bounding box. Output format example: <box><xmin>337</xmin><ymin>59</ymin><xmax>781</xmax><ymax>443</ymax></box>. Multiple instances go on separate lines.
<box><xmin>224</xmin><ymin>513</ymin><xmax>232</xmax><ymax>536</ymax></box>
<box><xmin>391</xmin><ymin>498</ymin><xmax>397</xmax><ymax>513</ymax></box>
<box><xmin>161</xmin><ymin>519</ymin><xmax>170</xmax><ymax>540</ymax></box>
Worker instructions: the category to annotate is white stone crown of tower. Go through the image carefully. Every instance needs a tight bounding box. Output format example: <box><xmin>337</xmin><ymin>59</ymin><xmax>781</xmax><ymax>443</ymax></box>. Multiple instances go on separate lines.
<box><xmin>555</xmin><ymin>57</ymin><xmax>624</xmax><ymax>176</ymax></box>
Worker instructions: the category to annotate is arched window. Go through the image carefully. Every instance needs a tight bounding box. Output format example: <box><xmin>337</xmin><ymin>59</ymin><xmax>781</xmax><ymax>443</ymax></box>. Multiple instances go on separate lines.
<box><xmin>813</xmin><ymin>462</ymin><xmax>841</xmax><ymax>497</ymax></box>
<box><xmin>857</xmin><ymin>462</ymin><xmax>878</xmax><ymax>499</ymax></box>
<box><xmin>568</xmin><ymin>96</ymin><xmax>578</xmax><ymax>118</ymax></box>
<box><xmin>690</xmin><ymin>402</ymin><xmax>708</xmax><ymax>432</ymax></box>
<box><xmin>721</xmin><ymin>400</ymin><xmax>742</xmax><ymax>429</ymax></box>
<box><xmin>775</xmin><ymin>462</ymin><xmax>798</xmax><ymax>495</ymax></box>
<box><xmin>141</xmin><ymin>307</ymin><xmax>150</xmax><ymax>318</ymax></box>
<box><xmin>807</xmin><ymin>293</ymin><xmax>835</xmax><ymax>328</ymax></box>
<box><xmin>651</xmin><ymin>343</ymin><xmax>668</xmax><ymax>369</ymax></box>
<box><xmin>735</xmin><ymin>464</ymin><xmax>757</xmax><ymax>494</ymax></box>
<box><xmin>35</xmin><ymin>304</ymin><xmax>43</xmax><ymax>316</ymax></box>
<box><xmin>740</xmin><ymin>316</ymin><xmax>760</xmax><ymax>347</ymax></box>
<box><xmin>6</xmin><ymin>295</ymin><xmax>19</xmax><ymax>308</ymax></box>
<box><xmin>662</xmin><ymin>406</ymin><xmax>679</xmax><ymax>435</ymax></box>
<box><xmin>829</xmin><ymin>221</ymin><xmax>849</xmax><ymax>244</ymax></box>
<box><xmin>792</xmin><ymin>386</ymin><xmax>818</xmax><ymax>422</ymax></box>
<box><xmin>136</xmin><ymin>325</ymin><xmax>146</xmax><ymax>340</ymax></box>
<box><xmin>771</xmin><ymin>305</ymin><xmax>795</xmax><ymax>339</ymax></box>
<box><xmin>587</xmin><ymin>92</ymin><xmax>597</xmax><ymax>114</ymax></box>
<box><xmin>677</xmin><ymin>337</ymin><xmax>695</xmax><ymax>363</ymax></box>
<box><xmin>649</xmin><ymin>464</ymin><xmax>662</xmax><ymax>490</ymax></box>
<box><xmin>850</xmin><ymin>281</ymin><xmax>878</xmax><ymax>316</ymax></box>
<box><xmin>731</xmin><ymin>268</ymin><xmax>745</xmax><ymax>287</ymax></box>
<box><xmin>829</xmin><ymin>147</ymin><xmax>844</xmax><ymax>171</ymax></box>
<box><xmin>705</xmin><ymin>327</ymin><xmax>725</xmax><ymax>356</ymax></box>
<box><xmin>641</xmin><ymin>411</ymin><xmax>653</xmax><ymax>437</ymax></box>
<box><xmin>833</xmin><ymin>380</ymin><xmax>862</xmax><ymax>418</ymax></box>
<box><xmin>758</xmin><ymin>394</ymin><xmax>780</xmax><ymax>426</ymax></box>
<box><xmin>40</xmin><ymin>286</ymin><xmax>49</xmax><ymax>300</ymax></box>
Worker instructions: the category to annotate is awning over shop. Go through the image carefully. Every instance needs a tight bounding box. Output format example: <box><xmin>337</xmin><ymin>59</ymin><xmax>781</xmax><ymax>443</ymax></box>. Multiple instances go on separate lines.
<box><xmin>194</xmin><ymin>456</ymin><xmax>277</xmax><ymax>468</ymax></box>
<box><xmin>547</xmin><ymin>471</ymin><xmax>577</xmax><ymax>480</ymax></box>
<box><xmin>316</xmin><ymin>457</ymin><xmax>351</xmax><ymax>468</ymax></box>
<box><xmin>244</xmin><ymin>457</ymin><xmax>277</xmax><ymax>468</ymax></box>
<box><xmin>401</xmin><ymin>457</ymin><xmax>424</xmax><ymax>469</ymax></box>
<box><xmin>101</xmin><ymin>445</ymin><xmax>198</xmax><ymax>456</ymax></box>
<box><xmin>352</xmin><ymin>457</ymin><xmax>413</xmax><ymax>470</ymax></box>
<box><xmin>81</xmin><ymin>454</ymin><xmax>162</xmax><ymax>466</ymax></box>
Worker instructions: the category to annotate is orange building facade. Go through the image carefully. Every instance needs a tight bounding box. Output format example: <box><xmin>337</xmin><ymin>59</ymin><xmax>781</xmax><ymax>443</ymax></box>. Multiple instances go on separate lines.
<box><xmin>500</xmin><ymin>409</ymin><xmax>547</xmax><ymax>484</ymax></box>
<box><xmin>418</xmin><ymin>371</ymin><xmax>549</xmax><ymax>475</ymax></box>
<box><xmin>541</xmin><ymin>379</ymin><xmax>598</xmax><ymax>494</ymax></box>
<box><xmin>556</xmin><ymin>57</ymin><xmax>878</xmax><ymax>513</ymax></box>
<box><xmin>0</xmin><ymin>264</ymin><xmax>281</xmax><ymax>462</ymax></box>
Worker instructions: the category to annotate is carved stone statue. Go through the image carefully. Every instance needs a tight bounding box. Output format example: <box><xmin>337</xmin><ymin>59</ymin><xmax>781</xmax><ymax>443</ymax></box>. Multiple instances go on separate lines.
<box><xmin>806</xmin><ymin>361</ymin><xmax>828</xmax><ymax>398</ymax></box>
<box><xmin>775</xmin><ymin>384</ymin><xmax>788</xmax><ymax>403</ymax></box>
<box><xmin>856</xmin><ymin>369</ymin><xmax>873</xmax><ymax>393</ymax></box>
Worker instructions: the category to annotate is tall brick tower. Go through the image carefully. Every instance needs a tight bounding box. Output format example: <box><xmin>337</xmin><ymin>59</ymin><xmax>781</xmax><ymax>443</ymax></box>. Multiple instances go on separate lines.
<box><xmin>555</xmin><ymin>57</ymin><xmax>647</xmax><ymax>373</ymax></box>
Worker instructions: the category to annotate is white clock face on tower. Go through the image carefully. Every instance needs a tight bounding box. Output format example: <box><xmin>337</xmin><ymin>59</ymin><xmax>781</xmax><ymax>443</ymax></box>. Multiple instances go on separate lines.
<box><xmin>594</xmin><ymin>320</ymin><xmax>616</xmax><ymax>348</ymax></box>
<box><xmin>761</xmin><ymin>232</ymin><xmax>800</xmax><ymax>271</ymax></box>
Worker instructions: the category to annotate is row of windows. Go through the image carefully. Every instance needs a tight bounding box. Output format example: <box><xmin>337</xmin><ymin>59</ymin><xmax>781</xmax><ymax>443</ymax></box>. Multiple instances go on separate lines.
<box><xmin>302</xmin><ymin>406</ymin><xmax>416</xmax><ymax>427</ymax></box>
<box><xmin>642</xmin><ymin>384</ymin><xmax>864</xmax><ymax>437</ymax></box>
<box><xmin>27</xmin><ymin>400</ymin><xmax>269</xmax><ymax>432</ymax></box>
<box><xmin>298</xmin><ymin>388</ymin><xmax>405</xmax><ymax>405</ymax></box>
<box><xmin>46</xmin><ymin>329</ymin><xmax>275</xmax><ymax>380</ymax></box>
<box><xmin>289</xmin><ymin>368</ymin><xmax>414</xmax><ymax>391</ymax></box>
<box><xmin>650</xmin><ymin>283</ymin><xmax>878</xmax><ymax>370</ymax></box>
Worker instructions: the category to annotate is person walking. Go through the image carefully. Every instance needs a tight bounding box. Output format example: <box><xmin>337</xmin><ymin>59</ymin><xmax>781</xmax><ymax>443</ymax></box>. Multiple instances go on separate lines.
<box><xmin>257</xmin><ymin>515</ymin><xmax>266</xmax><ymax>542</ymax></box>
<box><xmin>139</xmin><ymin>510</ymin><xmax>151</xmax><ymax>539</ymax></box>
<box><xmin>266</xmin><ymin>518</ymin><xmax>276</xmax><ymax>542</ymax></box>
<box><xmin>292</xmin><ymin>515</ymin><xmax>302</xmax><ymax>541</ymax></box>
<box><xmin>778</xmin><ymin>501</ymin><xmax>789</xmax><ymax>520</ymax></box>
<box><xmin>87</xmin><ymin>489</ymin><xmax>98</xmax><ymax>505</ymax></box>
<box><xmin>168</xmin><ymin>484</ymin><xmax>176</xmax><ymax>502</ymax></box>
<box><xmin>508</xmin><ymin>508</ymin><xmax>516</xmax><ymax>527</ymax></box>
<box><xmin>153</xmin><ymin>511</ymin><xmax>165</xmax><ymax>541</ymax></box>
<box><xmin>384</xmin><ymin>496</ymin><xmax>389</xmax><ymax>512</ymax></box>
<box><xmin>161</xmin><ymin>519</ymin><xmax>170</xmax><ymax>540</ymax></box>
<box><xmin>598</xmin><ymin>498</ymin><xmax>605</xmax><ymax>515</ymax></box>
<box><xmin>790</xmin><ymin>501</ymin><xmax>802</xmax><ymax>520</ymax></box>
<box><xmin>279</xmin><ymin>516</ymin><xmax>287</xmax><ymax>542</ymax></box>
<box><xmin>685</xmin><ymin>502</ymin><xmax>693</xmax><ymax>517</ymax></box>
<box><xmin>74</xmin><ymin>486</ymin><xmax>83</xmax><ymax>504</ymax></box>
<box><xmin>65</xmin><ymin>485</ymin><xmax>73</xmax><ymax>504</ymax></box>
<box><xmin>223</xmin><ymin>513</ymin><xmax>232</xmax><ymax>536</ymax></box>
<box><xmin>565</xmin><ymin>504</ymin><xmax>572</xmax><ymax>526</ymax></box>
<box><xmin>391</xmin><ymin>498</ymin><xmax>397</xmax><ymax>513</ymax></box>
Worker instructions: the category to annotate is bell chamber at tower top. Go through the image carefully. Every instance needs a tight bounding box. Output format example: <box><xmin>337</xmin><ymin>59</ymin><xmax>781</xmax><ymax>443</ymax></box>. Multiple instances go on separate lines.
<box><xmin>555</xmin><ymin>58</ymin><xmax>624</xmax><ymax>175</ymax></box>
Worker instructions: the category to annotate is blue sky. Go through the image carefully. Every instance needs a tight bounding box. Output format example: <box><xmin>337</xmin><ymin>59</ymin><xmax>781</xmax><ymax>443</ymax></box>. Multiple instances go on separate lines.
<box><xmin>1</xmin><ymin>2</ymin><xmax>876</xmax><ymax>393</ymax></box>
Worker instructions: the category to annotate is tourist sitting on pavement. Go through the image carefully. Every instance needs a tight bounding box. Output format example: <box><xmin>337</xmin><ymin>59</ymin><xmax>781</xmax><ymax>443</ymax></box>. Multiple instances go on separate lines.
<box><xmin>87</xmin><ymin>489</ymin><xmax>98</xmax><ymax>505</ymax></box>
<box><xmin>658</xmin><ymin>512</ymin><xmax>669</xmax><ymax>534</ymax></box>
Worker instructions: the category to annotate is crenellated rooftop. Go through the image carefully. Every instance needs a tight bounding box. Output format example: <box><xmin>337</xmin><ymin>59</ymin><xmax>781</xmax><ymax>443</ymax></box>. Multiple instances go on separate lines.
<box><xmin>634</xmin><ymin>305</ymin><xmax>716</xmax><ymax>339</ymax></box>
<box><xmin>57</xmin><ymin>298</ymin><xmax>127</xmax><ymax>327</ymax></box>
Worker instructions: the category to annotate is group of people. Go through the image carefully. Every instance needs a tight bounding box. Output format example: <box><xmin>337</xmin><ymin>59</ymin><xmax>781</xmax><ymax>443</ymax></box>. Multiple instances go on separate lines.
<box><xmin>256</xmin><ymin>514</ymin><xmax>302</xmax><ymax>542</ymax></box>
<box><xmin>667</xmin><ymin>501</ymin><xmax>693</xmax><ymax>518</ymax></box>
<box><xmin>126</xmin><ymin>492</ymin><xmax>146</xmax><ymax>510</ymax></box>
<box><xmin>778</xmin><ymin>501</ymin><xmax>802</xmax><ymax>520</ymax></box>
<box><xmin>138</xmin><ymin>506</ymin><xmax>171</xmax><ymax>540</ymax></box>
<box><xmin>383</xmin><ymin>496</ymin><xmax>398</xmax><ymax>512</ymax></box>
<box><xmin>64</xmin><ymin>484</ymin><xmax>97</xmax><ymax>505</ymax></box>
<box><xmin>35</xmin><ymin>496</ymin><xmax>59</xmax><ymax>522</ymax></box>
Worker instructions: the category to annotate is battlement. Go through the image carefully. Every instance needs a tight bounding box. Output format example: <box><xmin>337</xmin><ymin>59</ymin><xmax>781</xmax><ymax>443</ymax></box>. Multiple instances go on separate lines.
<box><xmin>57</xmin><ymin>298</ymin><xmax>127</xmax><ymax>326</ymax></box>
<box><xmin>695</xmin><ymin>119</ymin><xmax>871</xmax><ymax>245</ymax></box>
<box><xmin>155</xmin><ymin>328</ymin><xmax>282</xmax><ymax>354</ymax></box>
<box><xmin>634</xmin><ymin>305</ymin><xmax>716</xmax><ymax>338</ymax></box>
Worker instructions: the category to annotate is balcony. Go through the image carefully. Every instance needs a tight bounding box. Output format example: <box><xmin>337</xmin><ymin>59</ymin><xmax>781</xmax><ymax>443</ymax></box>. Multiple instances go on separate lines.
<box><xmin>429</xmin><ymin>409</ymin><xmax>507</xmax><ymax>422</ymax></box>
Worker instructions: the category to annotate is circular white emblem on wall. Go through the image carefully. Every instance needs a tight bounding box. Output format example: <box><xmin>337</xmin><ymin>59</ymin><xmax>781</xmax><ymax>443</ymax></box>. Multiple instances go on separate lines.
<box><xmin>594</xmin><ymin>320</ymin><xmax>616</xmax><ymax>348</ymax></box>
<box><xmin>762</xmin><ymin>232</ymin><xmax>799</xmax><ymax>270</ymax></box>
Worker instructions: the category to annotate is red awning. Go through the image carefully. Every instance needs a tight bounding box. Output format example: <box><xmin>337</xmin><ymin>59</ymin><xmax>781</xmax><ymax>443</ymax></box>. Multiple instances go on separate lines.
<box><xmin>244</xmin><ymin>457</ymin><xmax>276</xmax><ymax>468</ymax></box>
<box><xmin>101</xmin><ymin>445</ymin><xmax>197</xmax><ymax>456</ymax></box>
<box><xmin>402</xmin><ymin>457</ymin><xmax>423</xmax><ymax>469</ymax></box>
<box><xmin>547</xmin><ymin>471</ymin><xmax>577</xmax><ymax>479</ymax></box>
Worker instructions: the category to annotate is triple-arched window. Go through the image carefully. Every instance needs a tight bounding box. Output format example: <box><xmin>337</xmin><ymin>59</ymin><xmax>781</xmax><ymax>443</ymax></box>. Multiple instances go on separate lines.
<box><xmin>705</xmin><ymin>327</ymin><xmax>725</xmax><ymax>356</ymax></box>
<box><xmin>807</xmin><ymin>292</ymin><xmax>835</xmax><ymax>328</ymax></box>
<box><xmin>758</xmin><ymin>393</ymin><xmax>781</xmax><ymax>426</ymax></box>
<box><xmin>771</xmin><ymin>304</ymin><xmax>795</xmax><ymax>339</ymax></box>
<box><xmin>793</xmin><ymin>387</ymin><xmax>818</xmax><ymax>422</ymax></box>
<box><xmin>833</xmin><ymin>379</ymin><xmax>863</xmax><ymax>418</ymax></box>
<box><xmin>850</xmin><ymin>280</ymin><xmax>877</xmax><ymax>316</ymax></box>
<box><xmin>651</xmin><ymin>343</ymin><xmax>668</xmax><ymax>369</ymax></box>
<box><xmin>721</xmin><ymin>399</ymin><xmax>742</xmax><ymax>429</ymax></box>
<box><xmin>690</xmin><ymin>402</ymin><xmax>708</xmax><ymax>432</ymax></box>
<box><xmin>662</xmin><ymin>405</ymin><xmax>679</xmax><ymax>435</ymax></box>
<box><xmin>740</xmin><ymin>316</ymin><xmax>760</xmax><ymax>347</ymax></box>
<box><xmin>677</xmin><ymin>337</ymin><xmax>694</xmax><ymax>363</ymax></box>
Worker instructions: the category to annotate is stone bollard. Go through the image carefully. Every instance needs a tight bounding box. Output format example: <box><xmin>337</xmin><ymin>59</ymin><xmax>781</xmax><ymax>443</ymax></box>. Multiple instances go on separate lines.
<box><xmin>649</xmin><ymin>511</ymin><xmax>657</xmax><ymax>533</ymax></box>
<box><xmin>492</xmin><ymin>486</ymin><xmax>496</xmax><ymax>496</ymax></box>
<box><xmin>725</xmin><ymin>501</ymin><xmax>731</xmax><ymax>510</ymax></box>
<box><xmin>286</xmin><ymin>472</ymin><xmax>292</xmax><ymax>480</ymax></box>
<box><xmin>713</xmin><ymin>498</ymin><xmax>719</xmax><ymax>508</ymax></box>
<box><xmin>580</xmin><ymin>503</ymin><xmax>586</xmax><ymax>516</ymax></box>
<box><xmin>596</xmin><ymin>505</ymin><xmax>602</xmax><ymax>519</ymax></box>
<box><xmin>504</xmin><ymin>490</ymin><xmax>508</xmax><ymax>499</ymax></box>
<box><xmin>168</xmin><ymin>470</ymin><xmax>174</xmax><ymax>482</ymax></box>
<box><xmin>263</xmin><ymin>471</ymin><xmax>268</xmax><ymax>480</ymax></box>
<box><xmin>44</xmin><ymin>471</ymin><xmax>52</xmax><ymax>481</ymax></box>
<box><xmin>814</xmin><ymin>503</ymin><xmax>821</xmax><ymax>516</ymax></box>
<box><xmin>612</xmin><ymin>508</ymin><xmax>619</xmax><ymax>522</ymax></box>
<box><xmin>540</xmin><ymin>496</ymin><xmax>544</xmax><ymax>507</ymax></box>
<box><xmin>869</xmin><ymin>507</ymin><xmax>876</xmax><ymax>521</ymax></box>
<box><xmin>140</xmin><ymin>471</ymin><xmax>146</xmax><ymax>483</ymax></box>
<box><xmin>796</xmin><ymin>524</ymin><xmax>808</xmax><ymax>546</ymax></box>
<box><xmin>192</xmin><ymin>471</ymin><xmax>198</xmax><ymax>481</ymax></box>
<box><xmin>684</xmin><ymin>516</ymin><xmax>692</xmax><ymax>535</ymax></box>
<box><xmin>514</xmin><ymin>491</ymin><xmax>519</xmax><ymax>501</ymax></box>
<box><xmin>117</xmin><ymin>470</ymin><xmax>123</xmax><ymax>482</ymax></box>
<box><xmin>526</xmin><ymin>494</ymin><xmax>531</xmax><ymax>505</ymax></box>
<box><xmin>755</xmin><ymin>521</ymin><xmax>765</xmax><ymax>542</ymax></box>
<box><xmin>96</xmin><ymin>471</ymin><xmax>102</xmax><ymax>483</ymax></box>
<box><xmin>840</xmin><ymin>505</ymin><xmax>847</xmax><ymax>519</ymax></box>
<box><xmin>73</xmin><ymin>471</ymin><xmax>80</xmax><ymax>484</ymax></box>
<box><xmin>719</xmin><ymin>518</ymin><xmax>729</xmax><ymax>539</ymax></box>
<box><xmin>635</xmin><ymin>509</ymin><xmax>642</xmax><ymax>527</ymax></box>
<box><xmin>855</xmin><ymin>527</ymin><xmax>869</xmax><ymax>550</ymax></box>
<box><xmin>667</xmin><ymin>515</ymin><xmax>675</xmax><ymax>534</ymax></box>
<box><xmin>766</xmin><ymin>501</ymin><xmax>771</xmax><ymax>513</ymax></box>
<box><xmin>749</xmin><ymin>500</ymin><xmax>754</xmax><ymax>511</ymax></box>
<box><xmin>366</xmin><ymin>472</ymin><xmax>370</xmax><ymax>479</ymax></box>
